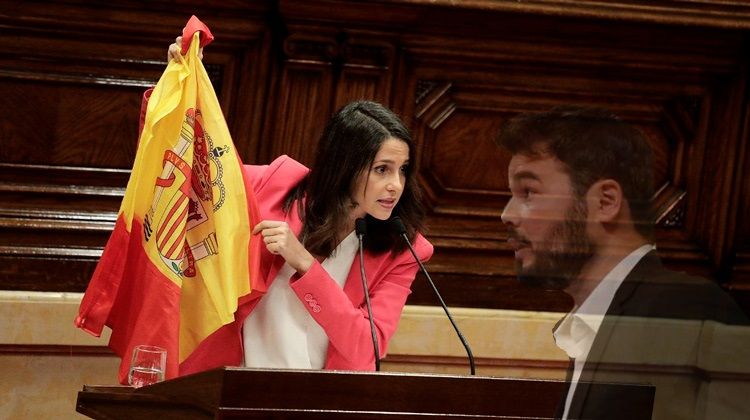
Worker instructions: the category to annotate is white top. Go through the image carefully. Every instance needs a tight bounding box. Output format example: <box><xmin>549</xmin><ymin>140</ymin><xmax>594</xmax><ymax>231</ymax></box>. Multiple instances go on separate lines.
<box><xmin>242</xmin><ymin>231</ymin><xmax>358</xmax><ymax>369</ymax></box>
<box><xmin>554</xmin><ymin>244</ymin><xmax>655</xmax><ymax>419</ymax></box>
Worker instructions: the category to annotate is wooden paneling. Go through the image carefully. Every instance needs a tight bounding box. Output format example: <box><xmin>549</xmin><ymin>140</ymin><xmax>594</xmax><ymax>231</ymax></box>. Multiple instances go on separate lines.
<box><xmin>0</xmin><ymin>80</ymin><xmax>144</xmax><ymax>168</ymax></box>
<box><xmin>262</xmin><ymin>32</ymin><xmax>336</xmax><ymax>165</ymax></box>
<box><xmin>390</xmin><ymin>5</ymin><xmax>748</xmax><ymax>311</ymax></box>
<box><xmin>1</xmin><ymin>0</ymin><xmax>749</xmax><ymax>314</ymax></box>
<box><xmin>261</xmin><ymin>30</ymin><xmax>396</xmax><ymax>165</ymax></box>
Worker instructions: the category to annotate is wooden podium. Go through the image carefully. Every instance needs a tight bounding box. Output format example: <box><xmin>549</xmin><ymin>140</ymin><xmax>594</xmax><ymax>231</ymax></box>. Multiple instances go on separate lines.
<box><xmin>76</xmin><ymin>367</ymin><xmax>653</xmax><ymax>419</ymax></box>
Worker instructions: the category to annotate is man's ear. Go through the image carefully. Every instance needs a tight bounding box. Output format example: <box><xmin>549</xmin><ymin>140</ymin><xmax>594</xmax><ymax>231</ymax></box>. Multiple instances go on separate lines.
<box><xmin>588</xmin><ymin>179</ymin><xmax>623</xmax><ymax>222</ymax></box>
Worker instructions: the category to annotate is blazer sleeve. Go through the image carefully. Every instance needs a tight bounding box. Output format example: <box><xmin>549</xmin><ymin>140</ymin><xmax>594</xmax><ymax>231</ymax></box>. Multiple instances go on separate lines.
<box><xmin>241</xmin><ymin>155</ymin><xmax>308</xmax><ymax>198</ymax></box>
<box><xmin>290</xmin><ymin>234</ymin><xmax>434</xmax><ymax>370</ymax></box>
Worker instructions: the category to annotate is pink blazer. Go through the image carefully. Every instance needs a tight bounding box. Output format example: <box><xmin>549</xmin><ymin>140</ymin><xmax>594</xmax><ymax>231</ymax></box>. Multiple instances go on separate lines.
<box><xmin>180</xmin><ymin>155</ymin><xmax>433</xmax><ymax>373</ymax></box>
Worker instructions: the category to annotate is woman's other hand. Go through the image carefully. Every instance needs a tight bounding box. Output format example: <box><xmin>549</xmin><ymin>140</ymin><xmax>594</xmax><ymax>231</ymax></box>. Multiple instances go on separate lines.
<box><xmin>253</xmin><ymin>220</ymin><xmax>314</xmax><ymax>275</ymax></box>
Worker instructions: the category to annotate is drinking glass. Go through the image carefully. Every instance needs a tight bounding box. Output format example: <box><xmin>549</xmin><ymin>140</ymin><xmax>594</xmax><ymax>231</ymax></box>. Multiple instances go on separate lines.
<box><xmin>127</xmin><ymin>345</ymin><xmax>166</xmax><ymax>388</ymax></box>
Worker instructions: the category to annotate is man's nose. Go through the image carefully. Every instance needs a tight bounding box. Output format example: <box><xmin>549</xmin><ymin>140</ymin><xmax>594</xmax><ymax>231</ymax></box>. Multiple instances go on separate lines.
<box><xmin>501</xmin><ymin>196</ymin><xmax>520</xmax><ymax>226</ymax></box>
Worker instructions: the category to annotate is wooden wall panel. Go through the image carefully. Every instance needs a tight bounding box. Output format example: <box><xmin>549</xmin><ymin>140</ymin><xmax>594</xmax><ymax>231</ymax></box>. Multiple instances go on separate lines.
<box><xmin>1</xmin><ymin>0</ymin><xmax>749</xmax><ymax>314</ymax></box>
<box><xmin>406</xmin><ymin>68</ymin><xmax>723</xmax><ymax>308</ymax></box>
<box><xmin>209</xmin><ymin>30</ymin><xmax>273</xmax><ymax>165</ymax></box>
<box><xmin>724</xmin><ymin>68</ymin><xmax>750</xmax><ymax>309</ymax></box>
<box><xmin>265</xmin><ymin>64</ymin><xmax>334</xmax><ymax>165</ymax></box>
<box><xmin>0</xmin><ymin>79</ymin><xmax>142</xmax><ymax>168</ymax></box>
<box><xmin>262</xmin><ymin>32</ymin><xmax>397</xmax><ymax>165</ymax></box>
<box><xmin>334</xmin><ymin>39</ymin><xmax>395</xmax><ymax>108</ymax></box>
<box><xmin>260</xmin><ymin>33</ymin><xmax>337</xmax><ymax>165</ymax></box>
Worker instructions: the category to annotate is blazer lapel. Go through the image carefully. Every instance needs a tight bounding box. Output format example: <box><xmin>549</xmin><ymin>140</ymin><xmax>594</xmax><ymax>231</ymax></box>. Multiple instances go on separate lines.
<box><xmin>566</xmin><ymin>250</ymin><xmax>658</xmax><ymax>418</ymax></box>
<box><xmin>568</xmin><ymin>315</ymin><xmax>621</xmax><ymax>418</ymax></box>
<box><xmin>554</xmin><ymin>356</ymin><xmax>576</xmax><ymax>418</ymax></box>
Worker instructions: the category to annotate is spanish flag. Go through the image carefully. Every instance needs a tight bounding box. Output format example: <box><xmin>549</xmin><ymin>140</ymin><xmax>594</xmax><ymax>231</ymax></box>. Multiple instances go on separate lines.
<box><xmin>75</xmin><ymin>16</ymin><xmax>259</xmax><ymax>383</ymax></box>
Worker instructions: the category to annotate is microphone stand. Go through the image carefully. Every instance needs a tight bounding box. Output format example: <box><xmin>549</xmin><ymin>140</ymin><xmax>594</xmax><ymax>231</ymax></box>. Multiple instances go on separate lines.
<box><xmin>356</xmin><ymin>218</ymin><xmax>380</xmax><ymax>371</ymax></box>
<box><xmin>391</xmin><ymin>217</ymin><xmax>476</xmax><ymax>375</ymax></box>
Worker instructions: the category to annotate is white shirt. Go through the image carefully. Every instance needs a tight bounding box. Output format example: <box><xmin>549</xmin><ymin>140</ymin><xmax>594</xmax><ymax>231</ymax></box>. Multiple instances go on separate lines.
<box><xmin>242</xmin><ymin>231</ymin><xmax>358</xmax><ymax>369</ymax></box>
<box><xmin>554</xmin><ymin>244</ymin><xmax>655</xmax><ymax>419</ymax></box>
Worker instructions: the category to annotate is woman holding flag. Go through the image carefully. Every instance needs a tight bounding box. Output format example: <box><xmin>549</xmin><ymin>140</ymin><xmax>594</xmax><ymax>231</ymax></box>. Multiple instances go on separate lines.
<box><xmin>166</xmin><ymin>36</ymin><xmax>434</xmax><ymax>373</ymax></box>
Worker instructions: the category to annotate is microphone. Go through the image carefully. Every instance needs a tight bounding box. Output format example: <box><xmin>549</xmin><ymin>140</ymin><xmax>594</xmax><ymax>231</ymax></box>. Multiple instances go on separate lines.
<box><xmin>390</xmin><ymin>217</ymin><xmax>476</xmax><ymax>375</ymax></box>
<box><xmin>355</xmin><ymin>218</ymin><xmax>380</xmax><ymax>371</ymax></box>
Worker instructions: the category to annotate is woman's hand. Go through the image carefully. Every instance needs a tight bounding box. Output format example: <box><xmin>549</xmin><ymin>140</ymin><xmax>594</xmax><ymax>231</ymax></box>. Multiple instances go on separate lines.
<box><xmin>253</xmin><ymin>220</ymin><xmax>315</xmax><ymax>275</ymax></box>
<box><xmin>167</xmin><ymin>36</ymin><xmax>204</xmax><ymax>62</ymax></box>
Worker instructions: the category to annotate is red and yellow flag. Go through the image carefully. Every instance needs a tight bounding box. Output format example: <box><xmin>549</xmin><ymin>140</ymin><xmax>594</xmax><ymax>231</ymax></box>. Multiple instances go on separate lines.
<box><xmin>75</xmin><ymin>16</ymin><xmax>258</xmax><ymax>383</ymax></box>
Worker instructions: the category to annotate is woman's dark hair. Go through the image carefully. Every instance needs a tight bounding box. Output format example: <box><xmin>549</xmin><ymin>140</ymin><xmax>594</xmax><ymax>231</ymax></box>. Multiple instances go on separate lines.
<box><xmin>496</xmin><ymin>105</ymin><xmax>655</xmax><ymax>240</ymax></box>
<box><xmin>284</xmin><ymin>100</ymin><xmax>425</xmax><ymax>257</ymax></box>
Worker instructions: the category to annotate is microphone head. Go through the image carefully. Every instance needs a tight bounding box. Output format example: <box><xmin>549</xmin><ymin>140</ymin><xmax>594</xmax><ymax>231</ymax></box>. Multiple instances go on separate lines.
<box><xmin>355</xmin><ymin>218</ymin><xmax>367</xmax><ymax>236</ymax></box>
<box><xmin>389</xmin><ymin>216</ymin><xmax>407</xmax><ymax>235</ymax></box>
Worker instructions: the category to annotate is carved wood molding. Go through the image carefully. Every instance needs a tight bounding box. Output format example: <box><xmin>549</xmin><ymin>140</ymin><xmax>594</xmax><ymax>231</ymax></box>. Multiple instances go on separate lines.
<box><xmin>731</xmin><ymin>250</ymin><xmax>750</xmax><ymax>287</ymax></box>
<box><xmin>283</xmin><ymin>34</ymin><xmax>339</xmax><ymax>64</ymax></box>
<box><xmin>281</xmin><ymin>0</ymin><xmax>750</xmax><ymax>30</ymax></box>
<box><xmin>283</xmin><ymin>32</ymin><xmax>395</xmax><ymax>67</ymax></box>
<box><xmin>652</xmin><ymin>96</ymin><xmax>704</xmax><ymax>230</ymax></box>
<box><xmin>406</xmin><ymin>0</ymin><xmax>750</xmax><ymax>29</ymax></box>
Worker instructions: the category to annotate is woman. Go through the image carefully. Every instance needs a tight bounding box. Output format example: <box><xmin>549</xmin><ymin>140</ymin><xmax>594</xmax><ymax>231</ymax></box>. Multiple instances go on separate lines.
<box><xmin>166</xmin><ymin>38</ymin><xmax>434</xmax><ymax>373</ymax></box>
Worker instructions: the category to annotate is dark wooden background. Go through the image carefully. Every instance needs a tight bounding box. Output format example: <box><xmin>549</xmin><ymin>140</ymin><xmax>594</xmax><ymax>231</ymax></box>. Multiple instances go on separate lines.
<box><xmin>2</xmin><ymin>0</ymin><xmax>749</xmax><ymax>314</ymax></box>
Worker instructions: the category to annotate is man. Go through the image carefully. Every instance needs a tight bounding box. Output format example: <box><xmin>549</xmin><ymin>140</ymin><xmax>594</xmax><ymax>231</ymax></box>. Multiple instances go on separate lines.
<box><xmin>497</xmin><ymin>106</ymin><xmax>749</xmax><ymax>419</ymax></box>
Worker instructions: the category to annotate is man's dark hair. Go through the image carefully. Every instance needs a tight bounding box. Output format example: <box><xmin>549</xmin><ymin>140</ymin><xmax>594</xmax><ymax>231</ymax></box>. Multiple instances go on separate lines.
<box><xmin>496</xmin><ymin>106</ymin><xmax>655</xmax><ymax>239</ymax></box>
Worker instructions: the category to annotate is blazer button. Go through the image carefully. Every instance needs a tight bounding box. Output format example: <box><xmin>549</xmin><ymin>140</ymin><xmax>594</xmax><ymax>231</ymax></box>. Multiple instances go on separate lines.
<box><xmin>304</xmin><ymin>293</ymin><xmax>313</xmax><ymax>302</ymax></box>
<box><xmin>312</xmin><ymin>305</ymin><xmax>321</xmax><ymax>313</ymax></box>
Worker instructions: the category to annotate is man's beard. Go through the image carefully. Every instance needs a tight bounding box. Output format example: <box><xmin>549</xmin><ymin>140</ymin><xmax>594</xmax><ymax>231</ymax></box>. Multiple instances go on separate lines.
<box><xmin>515</xmin><ymin>199</ymin><xmax>594</xmax><ymax>290</ymax></box>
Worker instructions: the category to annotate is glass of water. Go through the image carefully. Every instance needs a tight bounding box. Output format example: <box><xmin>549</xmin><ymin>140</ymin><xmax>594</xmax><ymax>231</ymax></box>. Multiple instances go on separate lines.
<box><xmin>128</xmin><ymin>345</ymin><xmax>166</xmax><ymax>388</ymax></box>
